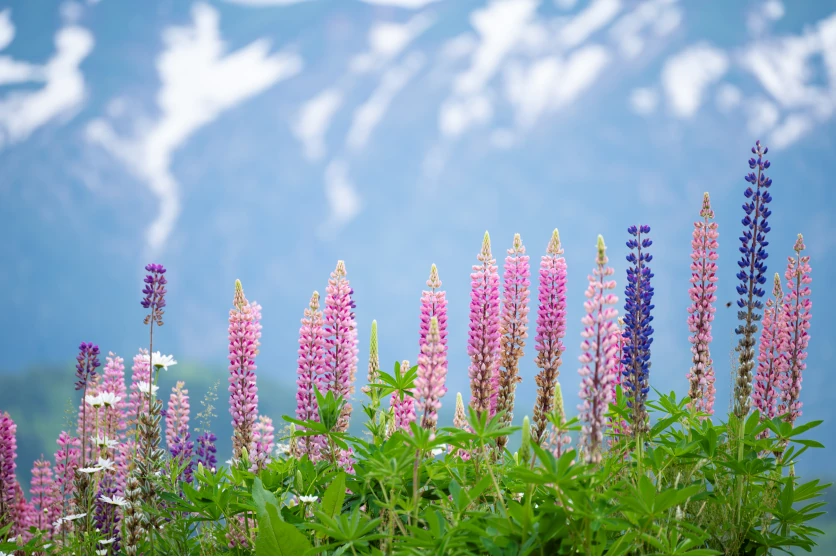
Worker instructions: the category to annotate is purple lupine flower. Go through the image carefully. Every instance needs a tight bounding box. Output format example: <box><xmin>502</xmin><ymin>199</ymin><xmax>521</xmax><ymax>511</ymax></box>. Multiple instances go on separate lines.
<box><xmin>166</xmin><ymin>382</ymin><xmax>194</xmax><ymax>483</ymax></box>
<box><xmin>196</xmin><ymin>432</ymin><xmax>217</xmax><ymax>472</ymax></box>
<box><xmin>778</xmin><ymin>234</ymin><xmax>812</xmax><ymax>426</ymax></box>
<box><xmin>752</xmin><ymin>274</ymin><xmax>787</xmax><ymax>430</ymax></box>
<box><xmin>51</xmin><ymin>431</ymin><xmax>80</xmax><ymax>536</ymax></box>
<box><xmin>687</xmin><ymin>193</ymin><xmax>719</xmax><ymax>416</ymax></box>
<box><xmin>323</xmin><ymin>261</ymin><xmax>359</xmax><ymax>433</ymax></box>
<box><xmin>496</xmin><ymin>234</ymin><xmax>530</xmax><ymax>451</ymax></box>
<box><xmin>734</xmin><ymin>140</ymin><xmax>773</xmax><ymax>419</ymax></box>
<box><xmin>467</xmin><ymin>232</ymin><xmax>501</xmax><ymax>416</ymax></box>
<box><xmin>295</xmin><ymin>291</ymin><xmax>327</xmax><ymax>461</ymax></box>
<box><xmin>141</xmin><ymin>263</ymin><xmax>167</xmax><ymax>327</ymax></box>
<box><xmin>250</xmin><ymin>416</ymin><xmax>275</xmax><ymax>472</ymax></box>
<box><xmin>418</xmin><ymin>265</ymin><xmax>448</xmax><ymax>430</ymax></box>
<box><xmin>578</xmin><ymin>235</ymin><xmax>619</xmax><ymax>463</ymax></box>
<box><xmin>390</xmin><ymin>360</ymin><xmax>416</xmax><ymax>432</ymax></box>
<box><xmin>75</xmin><ymin>342</ymin><xmax>101</xmax><ymax>465</ymax></box>
<box><xmin>30</xmin><ymin>458</ymin><xmax>59</xmax><ymax>535</ymax></box>
<box><xmin>532</xmin><ymin>229</ymin><xmax>567</xmax><ymax>443</ymax></box>
<box><xmin>416</xmin><ymin>317</ymin><xmax>446</xmax><ymax>429</ymax></box>
<box><xmin>0</xmin><ymin>412</ymin><xmax>18</xmax><ymax>534</ymax></box>
<box><xmin>622</xmin><ymin>225</ymin><xmax>654</xmax><ymax>436</ymax></box>
<box><xmin>94</xmin><ymin>474</ymin><xmax>121</xmax><ymax>553</ymax></box>
<box><xmin>228</xmin><ymin>279</ymin><xmax>261</xmax><ymax>461</ymax></box>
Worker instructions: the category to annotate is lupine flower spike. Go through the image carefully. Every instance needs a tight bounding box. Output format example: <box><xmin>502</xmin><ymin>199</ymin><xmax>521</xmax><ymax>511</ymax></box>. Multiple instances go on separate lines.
<box><xmin>228</xmin><ymin>279</ymin><xmax>262</xmax><ymax>461</ymax></box>
<box><xmin>75</xmin><ymin>342</ymin><xmax>101</xmax><ymax>465</ymax></box>
<box><xmin>608</xmin><ymin>318</ymin><xmax>630</xmax><ymax>444</ymax></box>
<box><xmin>734</xmin><ymin>140</ymin><xmax>773</xmax><ymax>419</ymax></box>
<box><xmin>778</xmin><ymin>234</ymin><xmax>811</xmax><ymax>427</ymax></box>
<box><xmin>496</xmin><ymin>234</ymin><xmax>530</xmax><ymax>452</ymax></box>
<box><xmin>363</xmin><ymin>320</ymin><xmax>382</xmax><ymax>415</ymax></box>
<box><xmin>323</xmin><ymin>261</ymin><xmax>359</xmax><ymax>433</ymax></box>
<box><xmin>418</xmin><ymin>264</ymin><xmax>449</xmax><ymax>429</ymax></box>
<box><xmin>295</xmin><ymin>291</ymin><xmax>326</xmax><ymax>461</ymax></box>
<box><xmin>545</xmin><ymin>382</ymin><xmax>571</xmax><ymax>459</ymax></box>
<box><xmin>752</xmin><ymin>273</ymin><xmax>787</xmax><ymax>432</ymax></box>
<box><xmin>196</xmin><ymin>432</ymin><xmax>217</xmax><ymax>471</ymax></box>
<box><xmin>166</xmin><ymin>382</ymin><xmax>194</xmax><ymax>483</ymax></box>
<box><xmin>0</xmin><ymin>412</ymin><xmax>17</xmax><ymax>534</ymax></box>
<box><xmin>532</xmin><ymin>229</ymin><xmax>567</xmax><ymax>444</ymax></box>
<box><xmin>390</xmin><ymin>360</ymin><xmax>416</xmax><ymax>432</ymax></box>
<box><xmin>416</xmin><ymin>317</ymin><xmax>446</xmax><ymax>429</ymax></box>
<box><xmin>251</xmin><ymin>416</ymin><xmax>275</xmax><ymax>472</ymax></box>
<box><xmin>578</xmin><ymin>235</ymin><xmax>619</xmax><ymax>463</ymax></box>
<box><xmin>453</xmin><ymin>392</ymin><xmax>471</xmax><ymax>461</ymax></box>
<box><xmin>622</xmin><ymin>226</ymin><xmax>654</xmax><ymax>436</ymax></box>
<box><xmin>468</xmin><ymin>232</ymin><xmax>501</xmax><ymax>416</ymax></box>
<box><xmin>30</xmin><ymin>458</ymin><xmax>59</xmax><ymax>534</ymax></box>
<box><xmin>687</xmin><ymin>193</ymin><xmax>719</xmax><ymax>416</ymax></box>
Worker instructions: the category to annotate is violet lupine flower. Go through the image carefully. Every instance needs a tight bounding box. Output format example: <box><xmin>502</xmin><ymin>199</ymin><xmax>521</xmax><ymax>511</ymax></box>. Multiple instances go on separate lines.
<box><xmin>778</xmin><ymin>234</ymin><xmax>812</xmax><ymax>426</ymax></box>
<box><xmin>734</xmin><ymin>140</ymin><xmax>773</xmax><ymax>419</ymax></box>
<box><xmin>416</xmin><ymin>317</ymin><xmax>446</xmax><ymax>429</ymax></box>
<box><xmin>532</xmin><ymin>229</ymin><xmax>568</xmax><ymax>444</ymax></box>
<box><xmin>752</xmin><ymin>274</ymin><xmax>787</xmax><ymax>429</ymax></box>
<box><xmin>251</xmin><ymin>416</ymin><xmax>275</xmax><ymax>472</ymax></box>
<box><xmin>141</xmin><ymin>263</ymin><xmax>167</xmax><ymax>327</ymax></box>
<box><xmin>323</xmin><ymin>261</ymin><xmax>359</xmax><ymax>433</ymax></box>
<box><xmin>0</xmin><ymin>412</ymin><xmax>18</xmax><ymax>533</ymax></box>
<box><xmin>51</xmin><ymin>431</ymin><xmax>80</xmax><ymax>535</ymax></box>
<box><xmin>686</xmin><ymin>193</ymin><xmax>719</xmax><ymax>417</ymax></box>
<box><xmin>578</xmin><ymin>235</ymin><xmax>619</xmax><ymax>463</ymax></box>
<box><xmin>94</xmin><ymin>474</ymin><xmax>121</xmax><ymax>554</ymax></box>
<box><xmin>75</xmin><ymin>342</ymin><xmax>102</xmax><ymax>392</ymax></box>
<box><xmin>196</xmin><ymin>432</ymin><xmax>217</xmax><ymax>471</ymax></box>
<box><xmin>622</xmin><ymin>225</ymin><xmax>654</xmax><ymax>437</ymax></box>
<box><xmin>391</xmin><ymin>360</ymin><xmax>416</xmax><ymax>432</ymax></box>
<box><xmin>228</xmin><ymin>279</ymin><xmax>262</xmax><ymax>461</ymax></box>
<box><xmin>418</xmin><ymin>264</ymin><xmax>449</xmax><ymax>429</ymax></box>
<box><xmin>101</xmin><ymin>353</ymin><xmax>128</xmax><ymax>442</ymax></box>
<box><xmin>295</xmin><ymin>291</ymin><xmax>327</xmax><ymax>461</ymax></box>
<box><xmin>166</xmin><ymin>382</ymin><xmax>194</xmax><ymax>483</ymax></box>
<box><xmin>30</xmin><ymin>458</ymin><xmax>59</xmax><ymax>534</ymax></box>
<box><xmin>496</xmin><ymin>235</ymin><xmax>530</xmax><ymax>451</ymax></box>
<box><xmin>467</xmin><ymin>232</ymin><xmax>501</xmax><ymax>416</ymax></box>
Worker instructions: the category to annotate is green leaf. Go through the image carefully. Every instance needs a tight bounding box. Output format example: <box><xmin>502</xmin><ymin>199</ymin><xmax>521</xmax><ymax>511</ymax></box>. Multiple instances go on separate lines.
<box><xmin>321</xmin><ymin>472</ymin><xmax>347</xmax><ymax>519</ymax></box>
<box><xmin>255</xmin><ymin>498</ymin><xmax>314</xmax><ymax>556</ymax></box>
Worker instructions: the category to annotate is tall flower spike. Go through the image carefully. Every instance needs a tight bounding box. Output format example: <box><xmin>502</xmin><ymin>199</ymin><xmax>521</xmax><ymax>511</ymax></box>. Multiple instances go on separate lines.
<box><xmin>622</xmin><ymin>226</ymin><xmax>654</xmax><ymax>436</ymax></box>
<box><xmin>196</xmin><ymin>432</ymin><xmax>217</xmax><ymax>471</ymax></box>
<box><xmin>416</xmin><ymin>317</ymin><xmax>446</xmax><ymax>429</ymax></box>
<box><xmin>323</xmin><ymin>261</ymin><xmax>359</xmax><ymax>433</ymax></box>
<box><xmin>545</xmin><ymin>381</ymin><xmax>571</xmax><ymax>459</ymax></box>
<box><xmin>532</xmin><ymin>229</ymin><xmax>568</xmax><ymax>444</ymax></box>
<box><xmin>94</xmin><ymin>474</ymin><xmax>121</xmax><ymax>554</ymax></box>
<box><xmin>752</xmin><ymin>274</ymin><xmax>787</xmax><ymax>430</ymax></box>
<box><xmin>30</xmin><ymin>458</ymin><xmax>59</xmax><ymax>535</ymax></box>
<box><xmin>0</xmin><ymin>412</ymin><xmax>17</xmax><ymax>534</ymax></box>
<box><xmin>452</xmin><ymin>393</ymin><xmax>471</xmax><ymax>461</ymax></box>
<box><xmin>101</xmin><ymin>353</ymin><xmax>128</xmax><ymax>443</ymax></box>
<box><xmin>578</xmin><ymin>235</ymin><xmax>620</xmax><ymax>463</ymax></box>
<box><xmin>390</xmin><ymin>360</ymin><xmax>416</xmax><ymax>432</ymax></box>
<box><xmin>127</xmin><ymin>349</ymin><xmax>151</xmax><ymax>436</ymax></box>
<box><xmin>141</xmin><ymin>263</ymin><xmax>167</xmax><ymax>327</ymax></box>
<box><xmin>166</xmin><ymin>382</ymin><xmax>194</xmax><ymax>483</ymax></box>
<box><xmin>251</xmin><ymin>416</ymin><xmax>275</xmax><ymax>472</ymax></box>
<box><xmin>734</xmin><ymin>140</ymin><xmax>773</xmax><ymax>419</ymax></box>
<box><xmin>295</xmin><ymin>291</ymin><xmax>327</xmax><ymax>461</ymax></box>
<box><xmin>363</xmin><ymin>320</ymin><xmax>380</xmax><ymax>399</ymax></box>
<box><xmin>608</xmin><ymin>318</ymin><xmax>630</xmax><ymax>444</ymax></box>
<box><xmin>687</xmin><ymin>193</ymin><xmax>719</xmax><ymax>416</ymax></box>
<box><xmin>418</xmin><ymin>264</ymin><xmax>449</xmax><ymax>429</ymax></box>
<box><xmin>496</xmin><ymin>234</ymin><xmax>531</xmax><ymax>451</ymax></box>
<box><xmin>778</xmin><ymin>234</ymin><xmax>811</xmax><ymax>426</ymax></box>
<box><xmin>52</xmin><ymin>431</ymin><xmax>80</xmax><ymax>536</ymax></box>
<box><xmin>75</xmin><ymin>342</ymin><xmax>101</xmax><ymax>465</ymax></box>
<box><xmin>467</xmin><ymin>232</ymin><xmax>501</xmax><ymax>416</ymax></box>
<box><xmin>228</xmin><ymin>279</ymin><xmax>262</xmax><ymax>461</ymax></box>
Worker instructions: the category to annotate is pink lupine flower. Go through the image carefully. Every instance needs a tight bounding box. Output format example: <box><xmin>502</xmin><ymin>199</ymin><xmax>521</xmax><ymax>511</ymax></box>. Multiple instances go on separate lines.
<box><xmin>578</xmin><ymin>235</ymin><xmax>619</xmax><ymax>464</ymax></box>
<box><xmin>101</xmin><ymin>352</ymin><xmax>128</xmax><ymax>441</ymax></box>
<box><xmin>532</xmin><ymin>229</ymin><xmax>568</xmax><ymax>443</ymax></box>
<box><xmin>608</xmin><ymin>318</ymin><xmax>630</xmax><ymax>444</ymax></box>
<box><xmin>416</xmin><ymin>317</ymin><xmax>446</xmax><ymax>429</ymax></box>
<box><xmin>753</xmin><ymin>274</ymin><xmax>787</xmax><ymax>429</ymax></box>
<box><xmin>12</xmin><ymin>481</ymin><xmax>34</xmax><ymax>540</ymax></box>
<box><xmin>686</xmin><ymin>193</ymin><xmax>719</xmax><ymax>416</ymax></box>
<box><xmin>391</xmin><ymin>360</ymin><xmax>416</xmax><ymax>432</ymax></box>
<box><xmin>418</xmin><ymin>264</ymin><xmax>448</xmax><ymax>429</ymax></box>
<box><xmin>166</xmin><ymin>381</ymin><xmax>190</xmax><ymax>447</ymax></box>
<box><xmin>0</xmin><ymin>412</ymin><xmax>17</xmax><ymax>532</ymax></box>
<box><xmin>76</xmin><ymin>374</ymin><xmax>102</xmax><ymax>464</ymax></box>
<box><xmin>778</xmin><ymin>234</ymin><xmax>812</xmax><ymax>426</ymax></box>
<box><xmin>452</xmin><ymin>393</ymin><xmax>471</xmax><ymax>461</ymax></box>
<box><xmin>30</xmin><ymin>458</ymin><xmax>60</xmax><ymax>534</ymax></box>
<box><xmin>251</xmin><ymin>416</ymin><xmax>275</xmax><ymax>472</ymax></box>
<box><xmin>128</xmin><ymin>348</ymin><xmax>152</xmax><ymax>434</ymax></box>
<box><xmin>295</xmin><ymin>291</ymin><xmax>327</xmax><ymax>461</ymax></box>
<box><xmin>52</xmin><ymin>431</ymin><xmax>80</xmax><ymax>534</ymax></box>
<box><xmin>323</xmin><ymin>261</ymin><xmax>359</xmax><ymax>432</ymax></box>
<box><xmin>228</xmin><ymin>279</ymin><xmax>262</xmax><ymax>461</ymax></box>
<box><xmin>467</xmin><ymin>232</ymin><xmax>501</xmax><ymax>416</ymax></box>
<box><xmin>496</xmin><ymin>234</ymin><xmax>530</xmax><ymax>451</ymax></box>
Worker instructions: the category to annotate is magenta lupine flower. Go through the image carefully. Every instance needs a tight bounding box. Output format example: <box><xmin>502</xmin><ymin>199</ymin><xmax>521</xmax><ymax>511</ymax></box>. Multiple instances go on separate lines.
<box><xmin>778</xmin><ymin>234</ymin><xmax>812</xmax><ymax>426</ymax></box>
<box><xmin>578</xmin><ymin>235</ymin><xmax>619</xmax><ymax>464</ymax></box>
<box><xmin>0</xmin><ymin>412</ymin><xmax>18</xmax><ymax>532</ymax></box>
<box><xmin>416</xmin><ymin>317</ymin><xmax>446</xmax><ymax>429</ymax></box>
<box><xmin>496</xmin><ymin>234</ymin><xmax>530</xmax><ymax>450</ymax></box>
<box><xmin>323</xmin><ymin>261</ymin><xmax>359</xmax><ymax>432</ymax></box>
<box><xmin>166</xmin><ymin>381</ymin><xmax>190</xmax><ymax>447</ymax></box>
<box><xmin>532</xmin><ymin>229</ymin><xmax>568</xmax><ymax>443</ymax></box>
<box><xmin>51</xmin><ymin>431</ymin><xmax>80</xmax><ymax>534</ymax></box>
<box><xmin>12</xmin><ymin>482</ymin><xmax>34</xmax><ymax>540</ymax></box>
<box><xmin>467</xmin><ymin>232</ymin><xmax>501</xmax><ymax>416</ymax></box>
<box><xmin>250</xmin><ymin>416</ymin><xmax>275</xmax><ymax>472</ymax></box>
<box><xmin>418</xmin><ymin>264</ymin><xmax>448</xmax><ymax>429</ymax></box>
<box><xmin>686</xmin><ymin>193</ymin><xmax>719</xmax><ymax>416</ymax></box>
<box><xmin>30</xmin><ymin>458</ymin><xmax>59</xmax><ymax>534</ymax></box>
<box><xmin>228</xmin><ymin>279</ymin><xmax>262</xmax><ymax>461</ymax></box>
<box><xmin>753</xmin><ymin>274</ymin><xmax>787</xmax><ymax>428</ymax></box>
<box><xmin>295</xmin><ymin>291</ymin><xmax>327</xmax><ymax>461</ymax></box>
<box><xmin>391</xmin><ymin>360</ymin><xmax>416</xmax><ymax>432</ymax></box>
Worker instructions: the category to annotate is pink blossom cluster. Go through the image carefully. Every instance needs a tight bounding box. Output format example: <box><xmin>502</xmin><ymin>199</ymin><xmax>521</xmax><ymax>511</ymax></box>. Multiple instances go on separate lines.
<box><xmin>228</xmin><ymin>280</ymin><xmax>262</xmax><ymax>460</ymax></box>
<box><xmin>467</xmin><ymin>232</ymin><xmax>501</xmax><ymax>415</ymax></box>
<box><xmin>295</xmin><ymin>291</ymin><xmax>327</xmax><ymax>461</ymax></box>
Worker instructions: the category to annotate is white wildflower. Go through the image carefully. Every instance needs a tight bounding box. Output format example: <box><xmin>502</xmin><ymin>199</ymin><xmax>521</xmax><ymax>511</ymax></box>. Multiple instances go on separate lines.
<box><xmin>298</xmin><ymin>495</ymin><xmax>318</xmax><ymax>504</ymax></box>
<box><xmin>99</xmin><ymin>392</ymin><xmax>121</xmax><ymax>407</ymax></box>
<box><xmin>141</xmin><ymin>352</ymin><xmax>177</xmax><ymax>371</ymax></box>
<box><xmin>136</xmin><ymin>381</ymin><xmax>159</xmax><ymax>396</ymax></box>
<box><xmin>100</xmin><ymin>495</ymin><xmax>127</xmax><ymax>507</ymax></box>
<box><xmin>96</xmin><ymin>457</ymin><xmax>116</xmax><ymax>472</ymax></box>
<box><xmin>99</xmin><ymin>537</ymin><xmax>117</xmax><ymax>545</ymax></box>
<box><xmin>91</xmin><ymin>436</ymin><xmax>118</xmax><ymax>450</ymax></box>
<box><xmin>85</xmin><ymin>394</ymin><xmax>104</xmax><ymax>408</ymax></box>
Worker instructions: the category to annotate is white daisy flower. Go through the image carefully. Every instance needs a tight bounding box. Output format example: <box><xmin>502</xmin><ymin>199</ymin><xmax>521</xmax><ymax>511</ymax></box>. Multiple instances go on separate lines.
<box><xmin>99</xmin><ymin>392</ymin><xmax>121</xmax><ymax>407</ymax></box>
<box><xmin>85</xmin><ymin>394</ymin><xmax>104</xmax><ymax>408</ymax></box>
<box><xmin>99</xmin><ymin>537</ymin><xmax>117</xmax><ymax>545</ymax></box>
<box><xmin>141</xmin><ymin>352</ymin><xmax>177</xmax><ymax>371</ymax></box>
<box><xmin>78</xmin><ymin>465</ymin><xmax>104</xmax><ymax>474</ymax></box>
<box><xmin>91</xmin><ymin>436</ymin><xmax>118</xmax><ymax>450</ymax></box>
<box><xmin>62</xmin><ymin>512</ymin><xmax>87</xmax><ymax>522</ymax></box>
<box><xmin>99</xmin><ymin>495</ymin><xmax>127</xmax><ymax>507</ymax></box>
<box><xmin>96</xmin><ymin>457</ymin><xmax>116</xmax><ymax>472</ymax></box>
<box><xmin>136</xmin><ymin>381</ymin><xmax>159</xmax><ymax>396</ymax></box>
<box><xmin>431</xmin><ymin>445</ymin><xmax>446</xmax><ymax>456</ymax></box>
<box><xmin>96</xmin><ymin>550</ymin><xmax>107</xmax><ymax>556</ymax></box>
<box><xmin>298</xmin><ymin>495</ymin><xmax>318</xmax><ymax>504</ymax></box>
